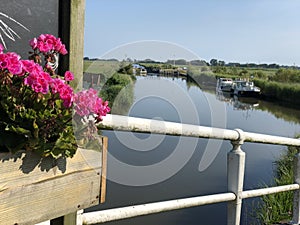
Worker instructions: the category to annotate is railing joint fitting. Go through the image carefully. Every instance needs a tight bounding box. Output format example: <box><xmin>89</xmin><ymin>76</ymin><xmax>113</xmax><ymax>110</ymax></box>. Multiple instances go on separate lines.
<box><xmin>232</xmin><ymin>129</ymin><xmax>245</xmax><ymax>145</ymax></box>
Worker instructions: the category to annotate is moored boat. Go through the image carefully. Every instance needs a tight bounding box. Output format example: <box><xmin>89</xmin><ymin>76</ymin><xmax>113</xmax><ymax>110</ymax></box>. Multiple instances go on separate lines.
<box><xmin>140</xmin><ymin>68</ymin><xmax>147</xmax><ymax>76</ymax></box>
<box><xmin>232</xmin><ymin>80</ymin><xmax>261</xmax><ymax>97</ymax></box>
<box><xmin>216</xmin><ymin>78</ymin><xmax>234</xmax><ymax>92</ymax></box>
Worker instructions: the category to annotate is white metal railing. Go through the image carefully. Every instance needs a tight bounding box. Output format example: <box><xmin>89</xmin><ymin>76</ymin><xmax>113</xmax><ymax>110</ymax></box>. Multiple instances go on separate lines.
<box><xmin>81</xmin><ymin>114</ymin><xmax>300</xmax><ymax>225</ymax></box>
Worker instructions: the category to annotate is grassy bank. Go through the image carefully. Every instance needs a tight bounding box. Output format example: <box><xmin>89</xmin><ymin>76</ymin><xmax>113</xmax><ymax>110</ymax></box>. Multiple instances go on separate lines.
<box><xmin>99</xmin><ymin>73</ymin><xmax>135</xmax><ymax>115</ymax></box>
<box><xmin>254</xmin><ymin>141</ymin><xmax>300</xmax><ymax>224</ymax></box>
<box><xmin>254</xmin><ymin>79</ymin><xmax>300</xmax><ymax>105</ymax></box>
<box><xmin>83</xmin><ymin>60</ymin><xmax>136</xmax><ymax>115</ymax></box>
<box><xmin>187</xmin><ymin>65</ymin><xmax>300</xmax><ymax>105</ymax></box>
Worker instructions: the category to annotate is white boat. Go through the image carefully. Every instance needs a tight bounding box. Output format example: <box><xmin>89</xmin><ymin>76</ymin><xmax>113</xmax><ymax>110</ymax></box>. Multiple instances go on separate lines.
<box><xmin>232</xmin><ymin>80</ymin><xmax>261</xmax><ymax>97</ymax></box>
<box><xmin>140</xmin><ymin>68</ymin><xmax>147</xmax><ymax>76</ymax></box>
<box><xmin>216</xmin><ymin>78</ymin><xmax>233</xmax><ymax>92</ymax></box>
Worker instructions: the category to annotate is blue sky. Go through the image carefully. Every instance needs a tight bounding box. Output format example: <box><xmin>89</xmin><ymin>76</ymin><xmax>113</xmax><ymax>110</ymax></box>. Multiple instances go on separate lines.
<box><xmin>84</xmin><ymin>0</ymin><xmax>300</xmax><ymax>66</ymax></box>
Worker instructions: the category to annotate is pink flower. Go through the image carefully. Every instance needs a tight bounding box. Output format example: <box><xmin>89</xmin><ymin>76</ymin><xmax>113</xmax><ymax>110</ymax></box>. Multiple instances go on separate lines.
<box><xmin>50</xmin><ymin>78</ymin><xmax>65</xmax><ymax>94</ymax></box>
<box><xmin>0</xmin><ymin>53</ymin><xmax>8</xmax><ymax>69</ymax></box>
<box><xmin>59</xmin><ymin>85</ymin><xmax>74</xmax><ymax>108</ymax></box>
<box><xmin>0</xmin><ymin>44</ymin><xmax>3</xmax><ymax>53</ymax></box>
<box><xmin>21</xmin><ymin>60</ymin><xmax>43</xmax><ymax>76</ymax></box>
<box><xmin>74</xmin><ymin>88</ymin><xmax>110</xmax><ymax>120</ymax></box>
<box><xmin>2</xmin><ymin>52</ymin><xmax>23</xmax><ymax>75</ymax></box>
<box><xmin>64</xmin><ymin>71</ymin><xmax>74</xmax><ymax>81</ymax></box>
<box><xmin>29</xmin><ymin>38</ymin><xmax>38</xmax><ymax>49</ymax></box>
<box><xmin>50</xmin><ymin>78</ymin><xmax>74</xmax><ymax>108</ymax></box>
<box><xmin>58</xmin><ymin>44</ymin><xmax>68</xmax><ymax>55</ymax></box>
<box><xmin>24</xmin><ymin>71</ymin><xmax>52</xmax><ymax>94</ymax></box>
<box><xmin>32</xmin><ymin>34</ymin><xmax>68</xmax><ymax>55</ymax></box>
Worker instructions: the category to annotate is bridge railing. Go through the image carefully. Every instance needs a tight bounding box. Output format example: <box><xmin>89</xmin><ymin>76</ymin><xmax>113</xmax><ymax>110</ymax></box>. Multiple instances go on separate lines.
<box><xmin>80</xmin><ymin>114</ymin><xmax>300</xmax><ymax>225</ymax></box>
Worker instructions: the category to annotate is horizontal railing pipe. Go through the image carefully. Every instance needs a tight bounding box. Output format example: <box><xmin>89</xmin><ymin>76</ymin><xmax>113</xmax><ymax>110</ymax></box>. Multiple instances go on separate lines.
<box><xmin>242</xmin><ymin>184</ymin><xmax>300</xmax><ymax>199</ymax></box>
<box><xmin>244</xmin><ymin>131</ymin><xmax>300</xmax><ymax>146</ymax></box>
<box><xmin>100</xmin><ymin>114</ymin><xmax>239</xmax><ymax>140</ymax></box>
<box><xmin>101</xmin><ymin>115</ymin><xmax>300</xmax><ymax>146</ymax></box>
<box><xmin>82</xmin><ymin>193</ymin><xmax>236</xmax><ymax>224</ymax></box>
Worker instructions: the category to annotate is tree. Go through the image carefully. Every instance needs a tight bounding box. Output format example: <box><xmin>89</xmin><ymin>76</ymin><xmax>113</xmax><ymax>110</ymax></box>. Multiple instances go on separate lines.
<box><xmin>210</xmin><ymin>59</ymin><xmax>218</xmax><ymax>66</ymax></box>
<box><xmin>219</xmin><ymin>60</ymin><xmax>225</xmax><ymax>66</ymax></box>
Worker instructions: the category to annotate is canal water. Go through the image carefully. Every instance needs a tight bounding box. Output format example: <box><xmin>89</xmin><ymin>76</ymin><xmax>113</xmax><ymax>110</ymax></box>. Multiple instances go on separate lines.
<box><xmin>87</xmin><ymin>75</ymin><xmax>300</xmax><ymax>225</ymax></box>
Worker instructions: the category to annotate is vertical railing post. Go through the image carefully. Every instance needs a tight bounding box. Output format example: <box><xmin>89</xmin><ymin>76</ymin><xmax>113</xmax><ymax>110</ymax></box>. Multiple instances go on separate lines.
<box><xmin>227</xmin><ymin>129</ymin><xmax>246</xmax><ymax>225</ymax></box>
<box><xmin>292</xmin><ymin>151</ymin><xmax>300</xmax><ymax>224</ymax></box>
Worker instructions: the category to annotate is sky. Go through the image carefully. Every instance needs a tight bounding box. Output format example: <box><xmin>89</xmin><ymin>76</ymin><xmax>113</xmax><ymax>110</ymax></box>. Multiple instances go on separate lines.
<box><xmin>84</xmin><ymin>0</ymin><xmax>300</xmax><ymax>66</ymax></box>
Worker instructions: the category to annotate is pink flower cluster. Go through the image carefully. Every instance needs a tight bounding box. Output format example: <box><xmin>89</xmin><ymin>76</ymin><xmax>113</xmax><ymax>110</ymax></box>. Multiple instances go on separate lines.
<box><xmin>0</xmin><ymin>49</ymin><xmax>73</xmax><ymax>107</ymax></box>
<box><xmin>30</xmin><ymin>34</ymin><xmax>67</xmax><ymax>55</ymax></box>
<box><xmin>50</xmin><ymin>77</ymin><xmax>74</xmax><ymax>108</ymax></box>
<box><xmin>24</xmin><ymin>64</ymin><xmax>74</xmax><ymax>107</ymax></box>
<box><xmin>0</xmin><ymin>50</ymin><xmax>23</xmax><ymax>75</ymax></box>
<box><xmin>74</xmin><ymin>88</ymin><xmax>110</xmax><ymax>121</ymax></box>
<box><xmin>24</xmin><ymin>69</ymin><xmax>52</xmax><ymax>94</ymax></box>
<box><xmin>0</xmin><ymin>35</ymin><xmax>110</xmax><ymax>120</ymax></box>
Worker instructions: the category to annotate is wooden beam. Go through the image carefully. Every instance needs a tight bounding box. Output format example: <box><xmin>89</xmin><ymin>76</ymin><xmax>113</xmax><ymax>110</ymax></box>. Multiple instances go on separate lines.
<box><xmin>0</xmin><ymin>148</ymin><xmax>103</xmax><ymax>225</ymax></box>
<box><xmin>100</xmin><ymin>137</ymin><xmax>108</xmax><ymax>203</ymax></box>
<box><xmin>59</xmin><ymin>0</ymin><xmax>86</xmax><ymax>91</ymax></box>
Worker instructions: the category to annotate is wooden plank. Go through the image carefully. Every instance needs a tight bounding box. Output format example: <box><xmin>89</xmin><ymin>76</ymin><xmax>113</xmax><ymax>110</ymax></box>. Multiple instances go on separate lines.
<box><xmin>100</xmin><ymin>137</ymin><xmax>108</xmax><ymax>203</ymax></box>
<box><xmin>0</xmin><ymin>135</ymin><xmax>107</xmax><ymax>225</ymax></box>
<box><xmin>0</xmin><ymin>167</ymin><xmax>100</xmax><ymax>225</ymax></box>
<box><xmin>0</xmin><ymin>148</ymin><xmax>102</xmax><ymax>189</ymax></box>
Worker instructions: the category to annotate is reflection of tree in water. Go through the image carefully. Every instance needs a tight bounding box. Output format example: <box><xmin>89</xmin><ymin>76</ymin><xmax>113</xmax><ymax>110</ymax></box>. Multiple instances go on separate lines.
<box><xmin>0</xmin><ymin>12</ymin><xmax>29</xmax><ymax>49</ymax></box>
<box><xmin>216</xmin><ymin>88</ymin><xmax>300</xmax><ymax>124</ymax></box>
<box><xmin>258</xmin><ymin>100</ymin><xmax>300</xmax><ymax>125</ymax></box>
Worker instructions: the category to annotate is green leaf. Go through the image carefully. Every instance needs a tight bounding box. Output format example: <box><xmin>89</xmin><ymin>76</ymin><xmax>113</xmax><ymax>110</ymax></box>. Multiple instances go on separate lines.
<box><xmin>6</xmin><ymin>125</ymin><xmax>31</xmax><ymax>136</ymax></box>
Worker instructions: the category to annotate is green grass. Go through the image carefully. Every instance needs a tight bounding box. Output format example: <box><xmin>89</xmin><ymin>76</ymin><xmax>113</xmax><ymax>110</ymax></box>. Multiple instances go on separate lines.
<box><xmin>84</xmin><ymin>60</ymin><xmax>125</xmax><ymax>79</ymax></box>
<box><xmin>254</xmin><ymin>79</ymin><xmax>300</xmax><ymax>104</ymax></box>
<box><xmin>100</xmin><ymin>72</ymin><xmax>135</xmax><ymax>115</ymax></box>
<box><xmin>254</xmin><ymin>143</ymin><xmax>300</xmax><ymax>224</ymax></box>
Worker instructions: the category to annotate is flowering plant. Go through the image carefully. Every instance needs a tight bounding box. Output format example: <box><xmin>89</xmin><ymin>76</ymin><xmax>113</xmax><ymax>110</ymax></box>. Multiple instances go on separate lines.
<box><xmin>0</xmin><ymin>34</ymin><xmax>110</xmax><ymax>158</ymax></box>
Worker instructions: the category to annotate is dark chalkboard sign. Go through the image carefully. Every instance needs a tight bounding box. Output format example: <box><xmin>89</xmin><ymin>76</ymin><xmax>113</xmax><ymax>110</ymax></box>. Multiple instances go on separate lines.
<box><xmin>0</xmin><ymin>0</ymin><xmax>59</xmax><ymax>58</ymax></box>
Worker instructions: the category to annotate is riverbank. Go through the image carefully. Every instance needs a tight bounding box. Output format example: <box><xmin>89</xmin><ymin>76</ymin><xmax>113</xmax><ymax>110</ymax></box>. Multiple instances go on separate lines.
<box><xmin>186</xmin><ymin>65</ymin><xmax>300</xmax><ymax>106</ymax></box>
<box><xmin>254</xmin><ymin>141</ymin><xmax>299</xmax><ymax>224</ymax></box>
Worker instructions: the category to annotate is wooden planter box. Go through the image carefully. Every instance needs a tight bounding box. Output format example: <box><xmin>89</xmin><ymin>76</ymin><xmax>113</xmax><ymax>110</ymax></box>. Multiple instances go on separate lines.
<box><xmin>0</xmin><ymin>137</ymin><xmax>108</xmax><ymax>225</ymax></box>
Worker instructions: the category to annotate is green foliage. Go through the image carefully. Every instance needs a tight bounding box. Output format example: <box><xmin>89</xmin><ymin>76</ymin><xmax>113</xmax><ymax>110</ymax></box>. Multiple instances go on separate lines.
<box><xmin>212</xmin><ymin>66</ymin><xmax>227</xmax><ymax>74</ymax></box>
<box><xmin>253</xmin><ymin>71</ymin><xmax>268</xmax><ymax>79</ymax></box>
<box><xmin>100</xmin><ymin>73</ymin><xmax>135</xmax><ymax>115</ymax></box>
<box><xmin>0</xmin><ymin>76</ymin><xmax>77</xmax><ymax>158</ymax></box>
<box><xmin>105</xmin><ymin>73</ymin><xmax>134</xmax><ymax>86</ymax></box>
<box><xmin>239</xmin><ymin>69</ymin><xmax>248</xmax><ymax>77</ymax></box>
<box><xmin>140</xmin><ymin>63</ymin><xmax>175</xmax><ymax>73</ymax></box>
<box><xmin>254</xmin><ymin>79</ymin><xmax>300</xmax><ymax>104</ymax></box>
<box><xmin>272</xmin><ymin>68</ymin><xmax>300</xmax><ymax>83</ymax></box>
<box><xmin>118</xmin><ymin>63</ymin><xmax>133</xmax><ymax>75</ymax></box>
<box><xmin>255</xmin><ymin>143</ymin><xmax>299</xmax><ymax>224</ymax></box>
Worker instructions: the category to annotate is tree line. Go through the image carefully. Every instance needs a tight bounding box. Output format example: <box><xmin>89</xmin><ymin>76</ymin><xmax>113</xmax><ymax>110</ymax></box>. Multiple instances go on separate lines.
<box><xmin>83</xmin><ymin>57</ymin><xmax>299</xmax><ymax>70</ymax></box>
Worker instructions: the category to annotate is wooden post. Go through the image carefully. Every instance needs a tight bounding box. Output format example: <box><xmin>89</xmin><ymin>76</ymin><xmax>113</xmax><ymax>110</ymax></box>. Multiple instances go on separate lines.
<box><xmin>227</xmin><ymin>129</ymin><xmax>246</xmax><ymax>225</ymax></box>
<box><xmin>49</xmin><ymin>1</ymin><xmax>87</xmax><ymax>224</ymax></box>
<box><xmin>59</xmin><ymin>0</ymin><xmax>86</xmax><ymax>91</ymax></box>
<box><xmin>292</xmin><ymin>152</ymin><xmax>300</xmax><ymax>224</ymax></box>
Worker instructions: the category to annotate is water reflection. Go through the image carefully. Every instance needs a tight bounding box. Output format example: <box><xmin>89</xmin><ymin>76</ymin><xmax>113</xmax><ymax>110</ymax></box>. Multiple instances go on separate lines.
<box><xmin>216</xmin><ymin>91</ymin><xmax>260</xmax><ymax>120</ymax></box>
